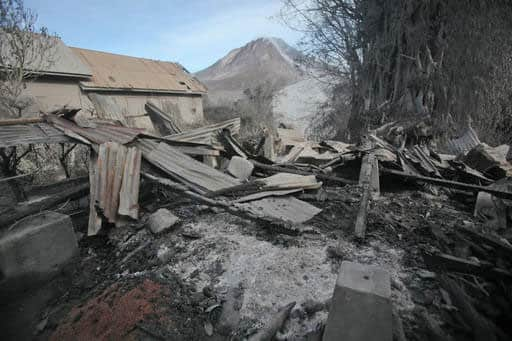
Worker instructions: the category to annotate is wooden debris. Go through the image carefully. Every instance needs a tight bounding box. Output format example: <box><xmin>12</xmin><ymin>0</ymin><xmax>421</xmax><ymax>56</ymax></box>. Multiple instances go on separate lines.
<box><xmin>459</xmin><ymin>226</ymin><xmax>512</xmax><ymax>258</ymax></box>
<box><xmin>0</xmin><ymin>183</ymin><xmax>89</xmax><ymax>227</ymax></box>
<box><xmin>354</xmin><ymin>152</ymin><xmax>378</xmax><ymax>239</ymax></box>
<box><xmin>439</xmin><ymin>275</ymin><xmax>499</xmax><ymax>341</ymax></box>
<box><xmin>142</xmin><ymin>172</ymin><xmax>308</xmax><ymax>234</ymax></box>
<box><xmin>250</xmin><ymin>159</ymin><xmax>357</xmax><ymax>185</ymax></box>
<box><xmin>423</xmin><ymin>252</ymin><xmax>512</xmax><ymax>281</ymax></box>
<box><xmin>381</xmin><ymin>168</ymin><xmax>512</xmax><ymax>200</ymax></box>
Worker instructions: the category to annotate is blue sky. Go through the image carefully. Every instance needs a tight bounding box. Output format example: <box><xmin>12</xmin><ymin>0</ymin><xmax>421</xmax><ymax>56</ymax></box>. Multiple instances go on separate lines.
<box><xmin>24</xmin><ymin>0</ymin><xmax>302</xmax><ymax>72</ymax></box>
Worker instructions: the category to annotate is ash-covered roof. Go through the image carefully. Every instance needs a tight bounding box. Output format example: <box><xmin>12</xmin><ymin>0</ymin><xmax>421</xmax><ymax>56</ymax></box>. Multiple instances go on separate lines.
<box><xmin>71</xmin><ymin>47</ymin><xmax>207</xmax><ymax>95</ymax></box>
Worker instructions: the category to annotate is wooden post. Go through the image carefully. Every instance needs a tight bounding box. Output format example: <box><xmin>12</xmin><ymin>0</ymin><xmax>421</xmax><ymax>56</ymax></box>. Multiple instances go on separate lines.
<box><xmin>354</xmin><ymin>152</ymin><xmax>378</xmax><ymax>239</ymax></box>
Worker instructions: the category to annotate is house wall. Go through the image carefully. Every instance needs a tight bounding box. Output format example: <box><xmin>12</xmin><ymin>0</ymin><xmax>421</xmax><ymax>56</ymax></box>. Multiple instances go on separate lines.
<box><xmin>8</xmin><ymin>78</ymin><xmax>205</xmax><ymax>134</ymax></box>
<box><xmin>86</xmin><ymin>92</ymin><xmax>204</xmax><ymax>133</ymax></box>
<box><xmin>0</xmin><ymin>78</ymin><xmax>93</xmax><ymax>118</ymax></box>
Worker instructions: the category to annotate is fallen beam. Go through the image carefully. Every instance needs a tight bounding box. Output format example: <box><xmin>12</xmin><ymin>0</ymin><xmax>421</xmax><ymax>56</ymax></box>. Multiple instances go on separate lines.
<box><xmin>0</xmin><ymin>183</ymin><xmax>89</xmax><ymax>227</ymax></box>
<box><xmin>250</xmin><ymin>160</ymin><xmax>357</xmax><ymax>185</ymax></box>
<box><xmin>381</xmin><ymin>168</ymin><xmax>512</xmax><ymax>200</ymax></box>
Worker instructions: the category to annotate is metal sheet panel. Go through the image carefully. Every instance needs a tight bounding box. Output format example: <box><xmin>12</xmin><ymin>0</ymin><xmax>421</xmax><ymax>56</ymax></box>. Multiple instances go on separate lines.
<box><xmin>71</xmin><ymin>47</ymin><xmax>207</xmax><ymax>94</ymax></box>
<box><xmin>0</xmin><ymin>123</ymin><xmax>72</xmax><ymax>147</ymax></box>
<box><xmin>165</xmin><ymin>117</ymin><xmax>241</xmax><ymax>145</ymax></box>
<box><xmin>47</xmin><ymin>115</ymin><xmax>143</xmax><ymax>145</ymax></box>
<box><xmin>143</xmin><ymin>142</ymin><xmax>240</xmax><ymax>193</ymax></box>
<box><xmin>88</xmin><ymin>142</ymin><xmax>141</xmax><ymax>235</ymax></box>
<box><xmin>238</xmin><ymin>196</ymin><xmax>322</xmax><ymax>224</ymax></box>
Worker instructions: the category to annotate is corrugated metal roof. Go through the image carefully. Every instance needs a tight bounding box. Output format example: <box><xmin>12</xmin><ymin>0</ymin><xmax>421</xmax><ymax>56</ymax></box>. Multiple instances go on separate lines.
<box><xmin>0</xmin><ymin>123</ymin><xmax>72</xmax><ymax>147</ymax></box>
<box><xmin>88</xmin><ymin>142</ymin><xmax>141</xmax><ymax>235</ymax></box>
<box><xmin>165</xmin><ymin>117</ymin><xmax>240</xmax><ymax>145</ymax></box>
<box><xmin>142</xmin><ymin>142</ymin><xmax>240</xmax><ymax>194</ymax></box>
<box><xmin>71</xmin><ymin>47</ymin><xmax>207</xmax><ymax>94</ymax></box>
<box><xmin>47</xmin><ymin>115</ymin><xmax>143</xmax><ymax>145</ymax></box>
<box><xmin>0</xmin><ymin>36</ymin><xmax>91</xmax><ymax>78</ymax></box>
<box><xmin>446</xmin><ymin>126</ymin><xmax>480</xmax><ymax>156</ymax></box>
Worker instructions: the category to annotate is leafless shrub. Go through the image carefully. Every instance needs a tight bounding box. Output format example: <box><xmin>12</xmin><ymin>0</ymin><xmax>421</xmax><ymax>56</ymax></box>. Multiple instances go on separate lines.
<box><xmin>204</xmin><ymin>82</ymin><xmax>278</xmax><ymax>149</ymax></box>
<box><xmin>0</xmin><ymin>0</ymin><xmax>57</xmax><ymax>117</ymax></box>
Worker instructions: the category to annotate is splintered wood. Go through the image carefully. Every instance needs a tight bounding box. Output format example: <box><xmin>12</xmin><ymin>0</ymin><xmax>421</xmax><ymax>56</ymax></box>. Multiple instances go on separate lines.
<box><xmin>88</xmin><ymin>142</ymin><xmax>141</xmax><ymax>236</ymax></box>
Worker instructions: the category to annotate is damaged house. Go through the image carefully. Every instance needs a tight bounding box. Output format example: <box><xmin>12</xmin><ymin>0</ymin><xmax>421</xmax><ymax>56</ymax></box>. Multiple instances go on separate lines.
<box><xmin>0</xmin><ymin>37</ymin><xmax>207</xmax><ymax>132</ymax></box>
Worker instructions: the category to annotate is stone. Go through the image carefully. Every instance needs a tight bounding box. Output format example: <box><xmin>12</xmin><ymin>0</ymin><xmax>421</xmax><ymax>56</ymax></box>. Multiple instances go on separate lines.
<box><xmin>147</xmin><ymin>209</ymin><xmax>179</xmax><ymax>234</ymax></box>
<box><xmin>0</xmin><ymin>211</ymin><xmax>78</xmax><ymax>285</ymax></box>
<box><xmin>226</xmin><ymin>156</ymin><xmax>254</xmax><ymax>180</ymax></box>
<box><xmin>323</xmin><ymin>261</ymin><xmax>392</xmax><ymax>341</ymax></box>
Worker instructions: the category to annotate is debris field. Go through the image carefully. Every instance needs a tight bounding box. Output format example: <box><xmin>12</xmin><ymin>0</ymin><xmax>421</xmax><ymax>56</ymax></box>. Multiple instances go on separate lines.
<box><xmin>1</xmin><ymin>108</ymin><xmax>512</xmax><ymax>341</ymax></box>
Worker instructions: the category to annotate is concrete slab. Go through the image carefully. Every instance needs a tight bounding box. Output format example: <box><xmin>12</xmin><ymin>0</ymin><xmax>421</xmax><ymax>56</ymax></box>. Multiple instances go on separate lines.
<box><xmin>227</xmin><ymin>156</ymin><xmax>254</xmax><ymax>180</ymax></box>
<box><xmin>323</xmin><ymin>261</ymin><xmax>392</xmax><ymax>341</ymax></box>
<box><xmin>0</xmin><ymin>211</ymin><xmax>78</xmax><ymax>285</ymax></box>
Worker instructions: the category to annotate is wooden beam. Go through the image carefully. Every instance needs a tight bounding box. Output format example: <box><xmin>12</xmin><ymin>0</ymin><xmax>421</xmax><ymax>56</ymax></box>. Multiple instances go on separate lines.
<box><xmin>354</xmin><ymin>153</ymin><xmax>378</xmax><ymax>239</ymax></box>
<box><xmin>381</xmin><ymin>168</ymin><xmax>512</xmax><ymax>200</ymax></box>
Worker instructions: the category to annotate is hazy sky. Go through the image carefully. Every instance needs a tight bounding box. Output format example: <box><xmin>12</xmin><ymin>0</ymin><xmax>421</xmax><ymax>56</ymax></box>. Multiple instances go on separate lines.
<box><xmin>24</xmin><ymin>0</ymin><xmax>302</xmax><ymax>72</ymax></box>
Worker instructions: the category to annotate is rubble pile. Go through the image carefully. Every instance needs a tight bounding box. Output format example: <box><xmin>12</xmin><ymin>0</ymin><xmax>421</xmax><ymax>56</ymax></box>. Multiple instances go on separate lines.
<box><xmin>1</xmin><ymin>108</ymin><xmax>512</xmax><ymax>340</ymax></box>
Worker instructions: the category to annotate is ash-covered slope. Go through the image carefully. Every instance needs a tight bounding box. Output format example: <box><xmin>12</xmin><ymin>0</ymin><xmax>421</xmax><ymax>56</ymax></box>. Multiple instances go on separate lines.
<box><xmin>196</xmin><ymin>37</ymin><xmax>331</xmax><ymax>134</ymax></box>
<box><xmin>195</xmin><ymin>37</ymin><xmax>306</xmax><ymax>103</ymax></box>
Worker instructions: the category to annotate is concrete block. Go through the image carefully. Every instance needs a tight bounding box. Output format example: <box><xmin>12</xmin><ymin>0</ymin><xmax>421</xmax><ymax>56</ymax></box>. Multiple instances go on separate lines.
<box><xmin>147</xmin><ymin>208</ymin><xmax>179</xmax><ymax>234</ymax></box>
<box><xmin>323</xmin><ymin>261</ymin><xmax>392</xmax><ymax>341</ymax></box>
<box><xmin>0</xmin><ymin>211</ymin><xmax>78</xmax><ymax>283</ymax></box>
<box><xmin>227</xmin><ymin>156</ymin><xmax>254</xmax><ymax>180</ymax></box>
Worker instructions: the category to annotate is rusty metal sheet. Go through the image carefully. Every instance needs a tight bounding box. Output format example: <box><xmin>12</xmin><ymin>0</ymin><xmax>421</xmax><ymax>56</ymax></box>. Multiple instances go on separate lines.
<box><xmin>71</xmin><ymin>47</ymin><xmax>207</xmax><ymax>94</ymax></box>
<box><xmin>164</xmin><ymin>117</ymin><xmax>240</xmax><ymax>145</ymax></box>
<box><xmin>0</xmin><ymin>123</ymin><xmax>72</xmax><ymax>147</ymax></box>
<box><xmin>88</xmin><ymin>142</ymin><xmax>141</xmax><ymax>235</ymax></box>
<box><xmin>47</xmin><ymin>115</ymin><xmax>143</xmax><ymax>145</ymax></box>
<box><xmin>143</xmin><ymin>142</ymin><xmax>240</xmax><ymax>194</ymax></box>
<box><xmin>237</xmin><ymin>196</ymin><xmax>322</xmax><ymax>224</ymax></box>
<box><xmin>145</xmin><ymin>101</ymin><xmax>182</xmax><ymax>135</ymax></box>
<box><xmin>118</xmin><ymin>147</ymin><xmax>142</xmax><ymax>219</ymax></box>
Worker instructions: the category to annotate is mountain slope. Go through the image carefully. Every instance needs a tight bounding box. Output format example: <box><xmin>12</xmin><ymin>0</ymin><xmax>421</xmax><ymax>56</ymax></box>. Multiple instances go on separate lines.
<box><xmin>196</xmin><ymin>37</ymin><xmax>329</xmax><ymax>133</ymax></box>
<box><xmin>196</xmin><ymin>37</ymin><xmax>305</xmax><ymax>102</ymax></box>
